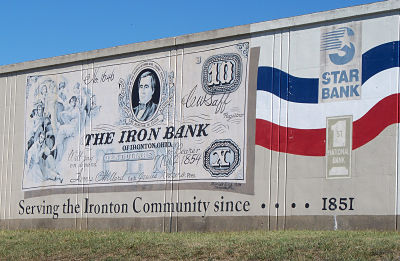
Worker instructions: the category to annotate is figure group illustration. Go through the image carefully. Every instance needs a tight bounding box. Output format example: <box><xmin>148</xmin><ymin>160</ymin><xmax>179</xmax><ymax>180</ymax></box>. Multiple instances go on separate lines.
<box><xmin>25</xmin><ymin>77</ymin><xmax>101</xmax><ymax>184</ymax></box>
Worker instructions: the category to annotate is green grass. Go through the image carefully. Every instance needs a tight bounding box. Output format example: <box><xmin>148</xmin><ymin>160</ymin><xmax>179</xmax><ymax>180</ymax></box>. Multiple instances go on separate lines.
<box><xmin>0</xmin><ymin>230</ymin><xmax>400</xmax><ymax>260</ymax></box>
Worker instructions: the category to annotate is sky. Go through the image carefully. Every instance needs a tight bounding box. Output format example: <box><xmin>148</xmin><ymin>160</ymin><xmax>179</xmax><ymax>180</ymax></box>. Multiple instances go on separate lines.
<box><xmin>0</xmin><ymin>0</ymin><xmax>382</xmax><ymax>66</ymax></box>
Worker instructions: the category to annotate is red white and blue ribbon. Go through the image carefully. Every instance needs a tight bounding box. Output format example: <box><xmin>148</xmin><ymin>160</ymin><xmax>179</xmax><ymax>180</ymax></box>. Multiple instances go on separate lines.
<box><xmin>255</xmin><ymin>41</ymin><xmax>400</xmax><ymax>156</ymax></box>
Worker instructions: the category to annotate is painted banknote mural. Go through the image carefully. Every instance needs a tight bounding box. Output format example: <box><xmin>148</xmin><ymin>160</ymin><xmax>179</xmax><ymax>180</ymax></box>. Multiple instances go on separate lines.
<box><xmin>23</xmin><ymin>43</ymin><xmax>249</xmax><ymax>190</ymax></box>
<box><xmin>2</xmin><ymin>1</ymin><xmax>397</xmax><ymax>231</ymax></box>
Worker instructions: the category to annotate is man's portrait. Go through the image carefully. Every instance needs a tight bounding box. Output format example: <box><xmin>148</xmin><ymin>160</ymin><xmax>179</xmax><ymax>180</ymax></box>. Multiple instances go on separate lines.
<box><xmin>132</xmin><ymin>70</ymin><xmax>160</xmax><ymax>121</ymax></box>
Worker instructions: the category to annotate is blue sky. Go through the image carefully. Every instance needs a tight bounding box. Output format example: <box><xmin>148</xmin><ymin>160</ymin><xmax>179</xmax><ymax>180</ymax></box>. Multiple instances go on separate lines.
<box><xmin>0</xmin><ymin>0</ymin><xmax>380</xmax><ymax>66</ymax></box>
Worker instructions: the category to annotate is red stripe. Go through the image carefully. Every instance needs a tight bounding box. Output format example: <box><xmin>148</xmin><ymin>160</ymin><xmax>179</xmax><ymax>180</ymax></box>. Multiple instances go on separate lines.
<box><xmin>352</xmin><ymin>94</ymin><xmax>398</xmax><ymax>150</ymax></box>
<box><xmin>256</xmin><ymin>94</ymin><xmax>399</xmax><ymax>156</ymax></box>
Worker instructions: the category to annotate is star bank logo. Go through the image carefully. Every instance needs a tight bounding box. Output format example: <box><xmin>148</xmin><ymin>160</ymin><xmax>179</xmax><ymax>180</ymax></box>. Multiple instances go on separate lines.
<box><xmin>321</xmin><ymin>27</ymin><xmax>355</xmax><ymax>65</ymax></box>
<box><xmin>319</xmin><ymin>23</ymin><xmax>361</xmax><ymax>103</ymax></box>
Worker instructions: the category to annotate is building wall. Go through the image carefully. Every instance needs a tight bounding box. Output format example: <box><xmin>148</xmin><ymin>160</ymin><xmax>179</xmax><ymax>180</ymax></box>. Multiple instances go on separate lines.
<box><xmin>252</xmin><ymin>10</ymin><xmax>400</xmax><ymax>230</ymax></box>
<box><xmin>0</xmin><ymin>1</ymin><xmax>399</xmax><ymax>231</ymax></box>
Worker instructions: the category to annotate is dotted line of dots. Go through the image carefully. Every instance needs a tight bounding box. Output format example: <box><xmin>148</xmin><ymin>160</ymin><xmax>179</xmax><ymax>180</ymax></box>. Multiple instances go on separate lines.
<box><xmin>260</xmin><ymin>203</ymin><xmax>310</xmax><ymax>209</ymax></box>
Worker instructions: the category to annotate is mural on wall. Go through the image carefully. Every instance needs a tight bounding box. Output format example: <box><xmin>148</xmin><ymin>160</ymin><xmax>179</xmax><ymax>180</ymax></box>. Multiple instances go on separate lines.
<box><xmin>256</xmin><ymin>23</ymin><xmax>400</xmax><ymax>157</ymax></box>
<box><xmin>4</xmin><ymin>6</ymin><xmax>400</xmax><ymax>230</ymax></box>
<box><xmin>1</xmin><ymin>2</ymin><xmax>398</xmax><ymax>230</ymax></box>
<box><xmin>254</xmin><ymin>20</ymin><xmax>399</xmax><ymax>218</ymax></box>
<box><xmin>23</xmin><ymin>43</ymin><xmax>249</xmax><ymax>191</ymax></box>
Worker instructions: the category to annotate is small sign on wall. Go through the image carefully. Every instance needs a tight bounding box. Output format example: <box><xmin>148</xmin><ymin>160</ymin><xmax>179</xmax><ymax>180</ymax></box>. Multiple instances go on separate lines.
<box><xmin>326</xmin><ymin>116</ymin><xmax>352</xmax><ymax>178</ymax></box>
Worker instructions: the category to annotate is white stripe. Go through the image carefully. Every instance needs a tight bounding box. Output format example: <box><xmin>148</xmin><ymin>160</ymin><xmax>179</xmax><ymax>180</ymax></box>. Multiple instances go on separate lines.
<box><xmin>256</xmin><ymin>67</ymin><xmax>399</xmax><ymax>129</ymax></box>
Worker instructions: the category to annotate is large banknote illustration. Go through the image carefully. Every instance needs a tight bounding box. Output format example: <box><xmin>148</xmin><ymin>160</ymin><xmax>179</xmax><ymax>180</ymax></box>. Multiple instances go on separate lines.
<box><xmin>23</xmin><ymin>43</ymin><xmax>249</xmax><ymax>190</ymax></box>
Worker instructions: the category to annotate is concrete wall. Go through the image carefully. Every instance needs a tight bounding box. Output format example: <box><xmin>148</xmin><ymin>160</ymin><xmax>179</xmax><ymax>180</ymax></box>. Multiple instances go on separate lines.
<box><xmin>0</xmin><ymin>0</ymin><xmax>399</xmax><ymax>231</ymax></box>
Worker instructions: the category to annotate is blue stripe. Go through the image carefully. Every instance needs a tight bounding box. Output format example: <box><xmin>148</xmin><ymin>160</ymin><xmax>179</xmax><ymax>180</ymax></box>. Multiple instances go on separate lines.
<box><xmin>362</xmin><ymin>41</ymin><xmax>399</xmax><ymax>83</ymax></box>
<box><xmin>322</xmin><ymin>34</ymin><xmax>344</xmax><ymax>40</ymax></box>
<box><xmin>321</xmin><ymin>41</ymin><xmax>342</xmax><ymax>45</ymax></box>
<box><xmin>321</xmin><ymin>44</ymin><xmax>342</xmax><ymax>48</ymax></box>
<box><xmin>257</xmin><ymin>66</ymin><xmax>319</xmax><ymax>104</ymax></box>
<box><xmin>321</xmin><ymin>40</ymin><xmax>342</xmax><ymax>45</ymax></box>
<box><xmin>322</xmin><ymin>35</ymin><xmax>344</xmax><ymax>40</ymax></box>
<box><xmin>322</xmin><ymin>46</ymin><xmax>341</xmax><ymax>51</ymax></box>
<box><xmin>257</xmin><ymin>41</ymin><xmax>400</xmax><ymax>104</ymax></box>
<box><xmin>323</xmin><ymin>30</ymin><xmax>345</xmax><ymax>35</ymax></box>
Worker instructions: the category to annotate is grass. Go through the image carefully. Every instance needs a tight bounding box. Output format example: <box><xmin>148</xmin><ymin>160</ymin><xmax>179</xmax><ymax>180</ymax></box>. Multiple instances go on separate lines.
<box><xmin>0</xmin><ymin>230</ymin><xmax>400</xmax><ymax>260</ymax></box>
